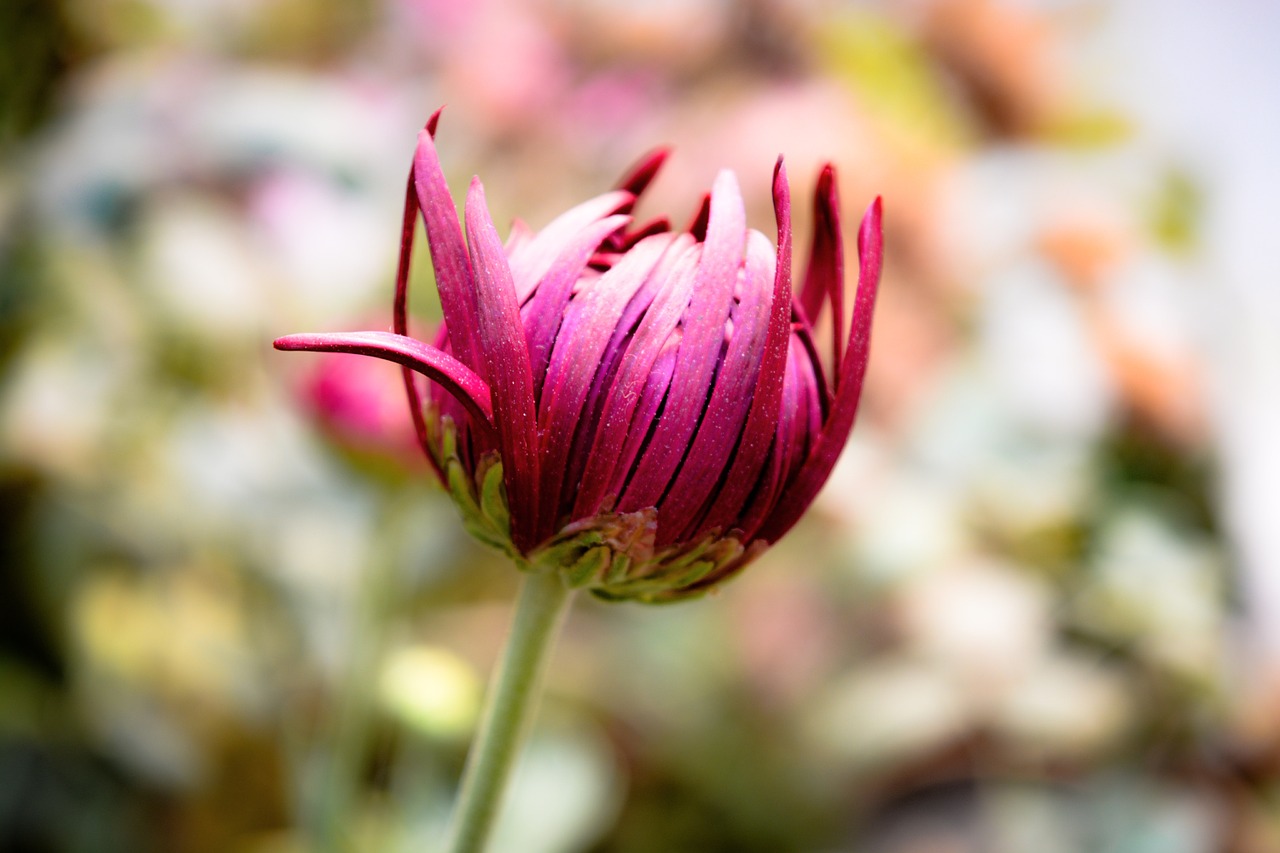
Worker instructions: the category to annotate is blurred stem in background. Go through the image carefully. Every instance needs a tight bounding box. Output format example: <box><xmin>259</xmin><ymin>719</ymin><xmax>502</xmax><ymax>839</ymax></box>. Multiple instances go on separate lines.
<box><xmin>445</xmin><ymin>569</ymin><xmax>573</xmax><ymax>853</ymax></box>
<box><xmin>310</xmin><ymin>500</ymin><xmax>407</xmax><ymax>853</ymax></box>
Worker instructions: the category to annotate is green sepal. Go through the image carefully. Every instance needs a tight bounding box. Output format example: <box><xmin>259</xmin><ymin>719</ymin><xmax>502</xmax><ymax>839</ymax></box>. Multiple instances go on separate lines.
<box><xmin>426</xmin><ymin>408</ymin><xmax>764</xmax><ymax>603</ymax></box>
<box><xmin>430</xmin><ymin>414</ymin><xmax>517</xmax><ymax>559</ymax></box>
<box><xmin>476</xmin><ymin>454</ymin><xmax>510</xmax><ymax>538</ymax></box>
<box><xmin>562</xmin><ymin>546</ymin><xmax>611</xmax><ymax>588</ymax></box>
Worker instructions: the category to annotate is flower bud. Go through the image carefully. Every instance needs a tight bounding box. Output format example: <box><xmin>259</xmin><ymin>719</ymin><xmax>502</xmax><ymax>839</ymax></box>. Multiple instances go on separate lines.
<box><xmin>276</xmin><ymin>110</ymin><xmax>882</xmax><ymax>602</ymax></box>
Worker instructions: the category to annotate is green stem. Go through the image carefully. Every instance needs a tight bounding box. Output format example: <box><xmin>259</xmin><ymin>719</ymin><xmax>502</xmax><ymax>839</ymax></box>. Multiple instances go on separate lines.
<box><xmin>445</xmin><ymin>568</ymin><xmax>574</xmax><ymax>853</ymax></box>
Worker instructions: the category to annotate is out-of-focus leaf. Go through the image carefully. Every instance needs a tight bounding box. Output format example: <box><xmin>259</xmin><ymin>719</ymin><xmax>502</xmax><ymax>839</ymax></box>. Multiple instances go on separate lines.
<box><xmin>817</xmin><ymin>10</ymin><xmax>973</xmax><ymax>160</ymax></box>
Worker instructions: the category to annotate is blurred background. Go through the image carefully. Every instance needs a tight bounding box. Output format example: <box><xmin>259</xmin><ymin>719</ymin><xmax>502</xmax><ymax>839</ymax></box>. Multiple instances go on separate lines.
<box><xmin>3</xmin><ymin>0</ymin><xmax>1280</xmax><ymax>850</ymax></box>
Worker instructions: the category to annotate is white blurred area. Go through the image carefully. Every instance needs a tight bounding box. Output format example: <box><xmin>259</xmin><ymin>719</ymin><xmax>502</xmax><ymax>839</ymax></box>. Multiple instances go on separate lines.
<box><xmin>1078</xmin><ymin>0</ymin><xmax>1280</xmax><ymax>696</ymax></box>
<box><xmin>1111</xmin><ymin>0</ymin><xmax>1280</xmax><ymax>681</ymax></box>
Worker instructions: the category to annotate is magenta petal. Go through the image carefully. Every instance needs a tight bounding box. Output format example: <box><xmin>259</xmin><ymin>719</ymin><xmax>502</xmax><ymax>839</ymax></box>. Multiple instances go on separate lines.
<box><xmin>696</xmin><ymin>159</ymin><xmax>794</xmax><ymax>536</ymax></box>
<box><xmin>394</xmin><ymin>165</ymin><xmax>434</xmax><ymax>471</ymax></box>
<box><xmin>593</xmin><ymin>234</ymin><xmax>696</xmax><ymax>387</ymax></box>
<box><xmin>464</xmin><ymin>178</ymin><xmax>542</xmax><ymax>551</ymax></box>
<box><xmin>659</xmin><ymin>230</ymin><xmax>775</xmax><ymax>545</ymax></box>
<box><xmin>619</xmin><ymin>169</ymin><xmax>748</xmax><ymax>512</ymax></box>
<box><xmin>845</xmin><ymin>197</ymin><xmax>884</xmax><ymax>396</ymax></box>
<box><xmin>274</xmin><ymin>331</ymin><xmax>494</xmax><ymax>435</ymax></box>
<box><xmin>536</xmin><ymin>234</ymin><xmax>674</xmax><ymax>535</ymax></box>
<box><xmin>610</xmin><ymin>332</ymin><xmax>680</xmax><ymax>501</ymax></box>
<box><xmin>566</xmin><ymin>235</ymin><xmax>696</xmax><ymax>511</ymax></box>
<box><xmin>522</xmin><ymin>213</ymin><xmax>631</xmax><ymax>400</ymax></box>
<box><xmin>573</xmin><ymin>243</ymin><xmax>702</xmax><ymax>517</ymax></box>
<box><xmin>394</xmin><ymin>111</ymin><xmax>447</xmax><ymax>473</ymax></box>
<box><xmin>755</xmin><ymin>197</ymin><xmax>883</xmax><ymax>545</ymax></box>
<box><xmin>413</xmin><ymin>123</ymin><xmax>484</xmax><ymax>375</ymax></box>
<box><xmin>791</xmin><ymin>308</ymin><xmax>831</xmax><ymax>421</ymax></box>
<box><xmin>508</xmin><ymin>190</ymin><xmax>634</xmax><ymax>303</ymax></box>
<box><xmin>798</xmin><ymin>165</ymin><xmax>844</xmax><ymax>386</ymax></box>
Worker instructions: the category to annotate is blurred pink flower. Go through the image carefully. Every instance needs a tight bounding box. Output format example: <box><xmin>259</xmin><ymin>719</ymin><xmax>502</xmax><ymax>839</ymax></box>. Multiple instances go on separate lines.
<box><xmin>397</xmin><ymin>0</ymin><xmax>569</xmax><ymax>134</ymax></box>
<box><xmin>302</xmin><ymin>346</ymin><xmax>421</xmax><ymax>461</ymax></box>
<box><xmin>277</xmin><ymin>111</ymin><xmax>882</xmax><ymax>601</ymax></box>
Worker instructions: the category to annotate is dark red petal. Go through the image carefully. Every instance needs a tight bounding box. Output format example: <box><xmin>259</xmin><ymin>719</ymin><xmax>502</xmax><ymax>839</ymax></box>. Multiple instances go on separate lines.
<box><xmin>619</xmin><ymin>170</ymin><xmax>747</xmax><ymax>512</ymax></box>
<box><xmin>697</xmin><ymin>158</ymin><xmax>794</xmax><ymax>535</ymax></box>
<box><xmin>521</xmin><ymin>213</ymin><xmax>631</xmax><ymax>401</ymax></box>
<box><xmin>754</xmin><ymin>196</ymin><xmax>882</xmax><ymax>545</ymax></box>
<box><xmin>394</xmin><ymin>111</ymin><xmax>446</xmax><ymax>475</ymax></box>
<box><xmin>738</xmin><ymin>338</ymin><xmax>805</xmax><ymax>536</ymax></box>
<box><xmin>508</xmin><ymin>190</ymin><xmax>634</xmax><ymax>303</ymax></box>
<box><xmin>573</xmin><ymin>243</ymin><xmax>702</xmax><ymax>517</ymax></box>
<box><xmin>798</xmin><ymin>165</ymin><xmax>844</xmax><ymax>387</ymax></box>
<box><xmin>615</xmin><ymin>216</ymin><xmax>671</xmax><ymax>252</ymax></box>
<box><xmin>464</xmin><ymin>178</ymin><xmax>542</xmax><ymax>551</ymax></box>
<box><xmin>659</xmin><ymin>230</ymin><xmax>775</xmax><ymax>546</ymax></box>
<box><xmin>789</xmin><ymin>301</ymin><xmax>831</xmax><ymax>418</ymax></box>
<box><xmin>394</xmin><ymin>159</ymin><xmax>434</xmax><ymax>472</ymax></box>
<box><xmin>534</xmin><ymin>233</ymin><xmax>674</xmax><ymax>538</ymax></box>
<box><xmin>686</xmin><ymin>193</ymin><xmax>711</xmax><ymax>241</ymax></box>
<box><xmin>274</xmin><ymin>331</ymin><xmax>494</xmax><ymax>437</ymax></box>
<box><xmin>412</xmin><ymin>122</ymin><xmax>484</xmax><ymax>374</ymax></box>
<box><xmin>614</xmin><ymin>147</ymin><xmax>670</xmax><ymax>203</ymax></box>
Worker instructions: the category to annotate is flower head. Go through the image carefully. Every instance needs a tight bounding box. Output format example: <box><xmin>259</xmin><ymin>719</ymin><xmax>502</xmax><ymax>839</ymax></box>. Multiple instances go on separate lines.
<box><xmin>276</xmin><ymin>110</ymin><xmax>882</xmax><ymax>602</ymax></box>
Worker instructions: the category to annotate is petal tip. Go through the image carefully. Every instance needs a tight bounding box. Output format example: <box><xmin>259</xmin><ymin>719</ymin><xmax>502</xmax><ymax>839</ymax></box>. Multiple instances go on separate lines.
<box><xmin>713</xmin><ymin>168</ymin><xmax>741</xmax><ymax>195</ymax></box>
<box><xmin>465</xmin><ymin>176</ymin><xmax>488</xmax><ymax>211</ymax></box>
<box><xmin>859</xmin><ymin>197</ymin><xmax>884</xmax><ymax>249</ymax></box>
<box><xmin>426</xmin><ymin>106</ymin><xmax>445</xmax><ymax>136</ymax></box>
<box><xmin>274</xmin><ymin>334</ymin><xmax>313</xmax><ymax>352</ymax></box>
<box><xmin>617</xmin><ymin>147</ymin><xmax>671</xmax><ymax>198</ymax></box>
<box><xmin>772</xmin><ymin>158</ymin><xmax>790</xmax><ymax>206</ymax></box>
<box><xmin>815</xmin><ymin>163</ymin><xmax>837</xmax><ymax>199</ymax></box>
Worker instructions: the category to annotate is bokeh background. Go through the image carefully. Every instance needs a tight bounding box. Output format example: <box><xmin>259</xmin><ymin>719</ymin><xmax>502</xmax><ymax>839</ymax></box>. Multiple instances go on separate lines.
<box><xmin>4</xmin><ymin>0</ymin><xmax>1280</xmax><ymax>851</ymax></box>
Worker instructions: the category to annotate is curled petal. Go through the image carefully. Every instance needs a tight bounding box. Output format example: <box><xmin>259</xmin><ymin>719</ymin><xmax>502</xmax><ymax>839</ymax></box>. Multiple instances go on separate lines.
<box><xmin>620</xmin><ymin>169</ymin><xmax>747</xmax><ymax>512</ymax></box>
<box><xmin>686</xmin><ymin>193</ymin><xmax>711</xmax><ymax>241</ymax></box>
<box><xmin>698</xmin><ymin>158</ymin><xmax>794</xmax><ymax>537</ymax></box>
<box><xmin>603</xmin><ymin>149</ymin><xmax>665</xmax><ymax>252</ymax></box>
<box><xmin>755</xmin><ymin>197</ymin><xmax>883</xmax><ymax>545</ymax></box>
<box><xmin>567</xmin><ymin>235</ymin><xmax>696</xmax><ymax>512</ymax></box>
<box><xmin>394</xmin><ymin>111</ymin><xmax>446</xmax><ymax>471</ymax></box>
<box><xmin>660</xmin><ymin>230</ymin><xmax>775</xmax><ymax>546</ymax></box>
<box><xmin>413</xmin><ymin>118</ymin><xmax>484</xmax><ymax>374</ymax></box>
<box><xmin>508</xmin><ymin>191</ymin><xmax>634</xmax><ymax>303</ymax></box>
<box><xmin>522</xmin><ymin>213</ymin><xmax>631</xmax><ymax>400</ymax></box>
<box><xmin>274</xmin><ymin>331</ymin><xmax>495</xmax><ymax>436</ymax></box>
<box><xmin>615</xmin><ymin>147</ymin><xmax>670</xmax><ymax>202</ymax></box>
<box><xmin>465</xmin><ymin>178</ymin><xmax>542</xmax><ymax>550</ymax></box>
<box><xmin>798</xmin><ymin>165</ymin><xmax>844</xmax><ymax>388</ymax></box>
<box><xmin>574</xmin><ymin>243</ymin><xmax>702</xmax><ymax>518</ymax></box>
<box><xmin>537</xmin><ymin>234</ymin><xmax>675</xmax><ymax>537</ymax></box>
<box><xmin>612</xmin><ymin>332</ymin><xmax>682</xmax><ymax>501</ymax></box>
<box><xmin>738</xmin><ymin>337</ymin><xmax>807</xmax><ymax>538</ymax></box>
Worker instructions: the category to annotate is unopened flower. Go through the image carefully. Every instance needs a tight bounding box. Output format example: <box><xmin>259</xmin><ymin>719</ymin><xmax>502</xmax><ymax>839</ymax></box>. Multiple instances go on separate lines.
<box><xmin>276</xmin><ymin>111</ymin><xmax>882</xmax><ymax>602</ymax></box>
<box><xmin>299</xmin><ymin>344</ymin><xmax>425</xmax><ymax>467</ymax></box>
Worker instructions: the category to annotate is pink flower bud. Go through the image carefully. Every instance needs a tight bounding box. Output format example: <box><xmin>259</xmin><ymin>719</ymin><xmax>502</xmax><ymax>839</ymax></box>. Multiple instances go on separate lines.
<box><xmin>277</xmin><ymin>110</ymin><xmax>883</xmax><ymax>602</ymax></box>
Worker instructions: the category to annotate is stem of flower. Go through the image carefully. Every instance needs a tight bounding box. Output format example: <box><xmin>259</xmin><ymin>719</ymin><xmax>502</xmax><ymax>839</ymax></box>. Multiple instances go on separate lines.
<box><xmin>445</xmin><ymin>568</ymin><xmax>574</xmax><ymax>853</ymax></box>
